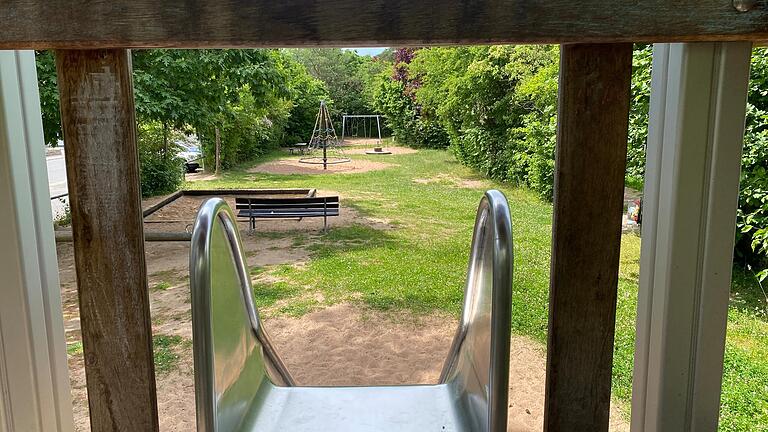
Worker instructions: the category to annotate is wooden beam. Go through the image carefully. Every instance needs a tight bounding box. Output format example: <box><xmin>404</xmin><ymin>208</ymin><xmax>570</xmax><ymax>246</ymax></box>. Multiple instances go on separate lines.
<box><xmin>55</xmin><ymin>49</ymin><xmax>159</xmax><ymax>432</ymax></box>
<box><xmin>1</xmin><ymin>0</ymin><xmax>767</xmax><ymax>49</ymax></box>
<box><xmin>544</xmin><ymin>43</ymin><xmax>633</xmax><ymax>431</ymax></box>
<box><xmin>54</xmin><ymin>231</ymin><xmax>192</xmax><ymax>242</ymax></box>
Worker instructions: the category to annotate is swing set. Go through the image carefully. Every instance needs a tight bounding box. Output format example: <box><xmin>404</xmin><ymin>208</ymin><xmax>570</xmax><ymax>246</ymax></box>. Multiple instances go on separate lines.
<box><xmin>340</xmin><ymin>114</ymin><xmax>382</xmax><ymax>145</ymax></box>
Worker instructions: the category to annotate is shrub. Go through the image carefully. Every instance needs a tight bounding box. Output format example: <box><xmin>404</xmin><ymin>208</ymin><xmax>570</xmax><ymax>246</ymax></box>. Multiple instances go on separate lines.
<box><xmin>137</xmin><ymin>122</ymin><xmax>184</xmax><ymax>198</ymax></box>
<box><xmin>735</xmin><ymin>48</ymin><xmax>768</xmax><ymax>274</ymax></box>
<box><xmin>201</xmin><ymin>86</ymin><xmax>291</xmax><ymax>170</ymax></box>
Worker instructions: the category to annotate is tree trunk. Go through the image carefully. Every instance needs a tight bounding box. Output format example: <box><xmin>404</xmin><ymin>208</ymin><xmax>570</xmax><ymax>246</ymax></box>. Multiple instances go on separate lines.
<box><xmin>214</xmin><ymin>126</ymin><xmax>221</xmax><ymax>176</ymax></box>
<box><xmin>162</xmin><ymin>122</ymin><xmax>169</xmax><ymax>157</ymax></box>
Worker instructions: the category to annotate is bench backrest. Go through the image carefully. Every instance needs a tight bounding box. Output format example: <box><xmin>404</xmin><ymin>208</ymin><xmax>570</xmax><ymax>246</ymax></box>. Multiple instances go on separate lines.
<box><xmin>235</xmin><ymin>196</ymin><xmax>339</xmax><ymax>211</ymax></box>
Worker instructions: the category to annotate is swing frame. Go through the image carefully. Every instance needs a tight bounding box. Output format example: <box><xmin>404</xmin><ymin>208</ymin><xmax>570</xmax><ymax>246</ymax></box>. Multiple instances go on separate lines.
<box><xmin>340</xmin><ymin>114</ymin><xmax>383</xmax><ymax>145</ymax></box>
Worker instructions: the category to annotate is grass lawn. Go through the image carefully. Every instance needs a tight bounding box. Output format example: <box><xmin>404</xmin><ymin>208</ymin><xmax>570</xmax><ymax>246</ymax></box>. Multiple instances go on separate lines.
<box><xmin>187</xmin><ymin>144</ymin><xmax>767</xmax><ymax>431</ymax></box>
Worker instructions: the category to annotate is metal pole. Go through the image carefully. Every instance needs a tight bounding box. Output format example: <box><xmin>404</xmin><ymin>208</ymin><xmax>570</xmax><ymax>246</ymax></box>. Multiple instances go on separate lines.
<box><xmin>323</xmin><ymin>139</ymin><xmax>327</xmax><ymax>170</ymax></box>
<box><xmin>376</xmin><ymin>115</ymin><xmax>382</xmax><ymax>144</ymax></box>
<box><xmin>341</xmin><ymin>115</ymin><xmax>346</xmax><ymax>144</ymax></box>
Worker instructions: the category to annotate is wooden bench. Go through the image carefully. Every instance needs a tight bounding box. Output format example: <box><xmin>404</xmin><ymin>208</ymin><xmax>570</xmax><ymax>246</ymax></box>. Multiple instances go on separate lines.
<box><xmin>235</xmin><ymin>196</ymin><xmax>340</xmax><ymax>231</ymax></box>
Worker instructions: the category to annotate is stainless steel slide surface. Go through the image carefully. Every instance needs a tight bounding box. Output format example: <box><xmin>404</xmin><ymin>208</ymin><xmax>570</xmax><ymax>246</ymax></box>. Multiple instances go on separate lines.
<box><xmin>190</xmin><ymin>190</ymin><xmax>513</xmax><ymax>432</ymax></box>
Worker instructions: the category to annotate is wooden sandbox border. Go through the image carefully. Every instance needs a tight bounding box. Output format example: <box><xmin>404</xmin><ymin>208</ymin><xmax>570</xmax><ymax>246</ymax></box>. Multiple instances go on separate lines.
<box><xmin>55</xmin><ymin>188</ymin><xmax>317</xmax><ymax>242</ymax></box>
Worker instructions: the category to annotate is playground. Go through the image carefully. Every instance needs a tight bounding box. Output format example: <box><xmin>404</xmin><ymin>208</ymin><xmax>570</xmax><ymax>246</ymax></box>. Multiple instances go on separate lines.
<box><xmin>56</xmin><ymin>140</ymin><xmax>631</xmax><ymax>431</ymax></box>
<box><xmin>53</xmin><ymin>138</ymin><xmax>767</xmax><ymax>431</ymax></box>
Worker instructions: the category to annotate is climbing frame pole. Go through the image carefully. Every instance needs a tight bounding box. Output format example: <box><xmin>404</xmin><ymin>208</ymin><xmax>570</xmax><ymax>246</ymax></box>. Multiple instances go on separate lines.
<box><xmin>544</xmin><ymin>43</ymin><xmax>633</xmax><ymax>431</ymax></box>
<box><xmin>55</xmin><ymin>49</ymin><xmax>159</xmax><ymax>432</ymax></box>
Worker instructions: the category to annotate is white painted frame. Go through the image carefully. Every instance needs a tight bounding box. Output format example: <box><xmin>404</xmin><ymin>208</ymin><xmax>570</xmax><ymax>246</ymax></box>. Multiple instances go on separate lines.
<box><xmin>0</xmin><ymin>50</ymin><xmax>74</xmax><ymax>432</ymax></box>
<box><xmin>631</xmin><ymin>42</ymin><xmax>752</xmax><ymax>432</ymax></box>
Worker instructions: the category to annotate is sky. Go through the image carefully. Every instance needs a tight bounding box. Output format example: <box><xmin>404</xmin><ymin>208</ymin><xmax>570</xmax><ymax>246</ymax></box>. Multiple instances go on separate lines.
<box><xmin>343</xmin><ymin>47</ymin><xmax>388</xmax><ymax>57</ymax></box>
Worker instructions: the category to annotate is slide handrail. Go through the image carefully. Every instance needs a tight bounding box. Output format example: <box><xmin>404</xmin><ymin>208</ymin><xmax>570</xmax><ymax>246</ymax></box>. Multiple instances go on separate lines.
<box><xmin>190</xmin><ymin>198</ymin><xmax>294</xmax><ymax>431</ymax></box>
<box><xmin>439</xmin><ymin>190</ymin><xmax>513</xmax><ymax>432</ymax></box>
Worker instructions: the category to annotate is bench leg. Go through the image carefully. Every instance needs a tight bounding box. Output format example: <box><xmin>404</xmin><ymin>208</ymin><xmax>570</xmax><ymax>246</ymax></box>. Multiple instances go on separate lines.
<box><xmin>323</xmin><ymin>215</ymin><xmax>327</xmax><ymax>232</ymax></box>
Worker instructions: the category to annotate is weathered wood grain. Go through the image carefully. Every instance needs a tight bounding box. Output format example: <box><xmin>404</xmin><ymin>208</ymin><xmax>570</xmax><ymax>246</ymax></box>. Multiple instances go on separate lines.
<box><xmin>543</xmin><ymin>43</ymin><xmax>633</xmax><ymax>431</ymax></box>
<box><xmin>56</xmin><ymin>49</ymin><xmax>159</xmax><ymax>432</ymax></box>
<box><xmin>1</xmin><ymin>0</ymin><xmax>767</xmax><ymax>48</ymax></box>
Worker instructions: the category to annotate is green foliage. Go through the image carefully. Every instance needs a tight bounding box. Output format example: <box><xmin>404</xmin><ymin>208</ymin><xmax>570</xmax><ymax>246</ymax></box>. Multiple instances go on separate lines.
<box><xmin>282</xmin><ymin>57</ymin><xmax>330</xmax><ymax>143</ymax></box>
<box><xmin>34</xmin><ymin>51</ymin><xmax>61</xmax><ymax>146</ymax></box>
<box><xmin>137</xmin><ymin>122</ymin><xmax>184</xmax><ymax>198</ymax></box>
<box><xmin>133</xmin><ymin>49</ymin><xmax>294</xmax><ymax>170</ymax></box>
<box><xmin>153</xmin><ymin>281</ymin><xmax>171</xmax><ymax>291</ymax></box>
<box><xmin>736</xmin><ymin>48</ymin><xmax>768</xmax><ymax>274</ymax></box>
<box><xmin>35</xmin><ymin>49</ymin><xmax>330</xmax><ymax>182</ymax></box>
<box><xmin>407</xmin><ymin>45</ymin><xmax>559</xmax><ymax>197</ymax></box>
<box><xmin>290</xmin><ymin>48</ymin><xmax>384</xmax><ymax>118</ymax></box>
<box><xmin>373</xmin><ymin>77</ymin><xmax>449</xmax><ymax>148</ymax></box>
<box><xmin>132</xmin><ymin>49</ymin><xmax>290</xmax><ymax>130</ymax></box>
<box><xmin>201</xmin><ymin>85</ymin><xmax>292</xmax><ymax>170</ymax></box>
<box><xmin>372</xmin><ymin>49</ymin><xmax>449</xmax><ymax>148</ymax></box>
<box><xmin>375</xmin><ymin>44</ymin><xmax>653</xmax><ymax>202</ymax></box>
<box><xmin>66</xmin><ymin>341</ymin><xmax>83</xmax><ymax>356</ymax></box>
<box><xmin>626</xmin><ymin>45</ymin><xmax>653</xmax><ymax>183</ymax></box>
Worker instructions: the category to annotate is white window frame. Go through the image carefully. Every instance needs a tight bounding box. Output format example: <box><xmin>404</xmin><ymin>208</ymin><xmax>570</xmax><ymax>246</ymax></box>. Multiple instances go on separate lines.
<box><xmin>631</xmin><ymin>42</ymin><xmax>752</xmax><ymax>432</ymax></box>
<box><xmin>0</xmin><ymin>50</ymin><xmax>74</xmax><ymax>432</ymax></box>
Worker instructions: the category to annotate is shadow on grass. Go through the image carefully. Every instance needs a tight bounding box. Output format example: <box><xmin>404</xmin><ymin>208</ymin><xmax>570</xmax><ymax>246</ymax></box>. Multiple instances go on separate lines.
<box><xmin>267</xmin><ymin>224</ymin><xmax>470</xmax><ymax>314</ymax></box>
<box><xmin>730</xmin><ymin>266</ymin><xmax>768</xmax><ymax>320</ymax></box>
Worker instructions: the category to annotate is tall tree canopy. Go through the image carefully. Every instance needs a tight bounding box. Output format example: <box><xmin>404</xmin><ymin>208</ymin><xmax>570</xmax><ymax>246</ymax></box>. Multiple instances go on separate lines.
<box><xmin>290</xmin><ymin>48</ymin><xmax>388</xmax><ymax>117</ymax></box>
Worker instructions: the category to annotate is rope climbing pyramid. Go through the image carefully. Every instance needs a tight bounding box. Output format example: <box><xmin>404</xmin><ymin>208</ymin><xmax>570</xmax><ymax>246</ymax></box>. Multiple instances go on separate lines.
<box><xmin>299</xmin><ymin>100</ymin><xmax>350</xmax><ymax>170</ymax></box>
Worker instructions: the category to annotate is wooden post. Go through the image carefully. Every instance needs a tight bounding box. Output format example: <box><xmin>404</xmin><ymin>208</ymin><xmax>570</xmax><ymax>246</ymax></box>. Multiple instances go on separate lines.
<box><xmin>214</xmin><ymin>126</ymin><xmax>221</xmax><ymax>175</ymax></box>
<box><xmin>544</xmin><ymin>43</ymin><xmax>633</xmax><ymax>431</ymax></box>
<box><xmin>55</xmin><ymin>49</ymin><xmax>159</xmax><ymax>432</ymax></box>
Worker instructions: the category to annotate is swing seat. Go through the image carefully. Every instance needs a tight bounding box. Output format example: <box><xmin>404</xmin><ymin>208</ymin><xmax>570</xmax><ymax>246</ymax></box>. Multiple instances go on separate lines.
<box><xmin>190</xmin><ymin>191</ymin><xmax>513</xmax><ymax>432</ymax></box>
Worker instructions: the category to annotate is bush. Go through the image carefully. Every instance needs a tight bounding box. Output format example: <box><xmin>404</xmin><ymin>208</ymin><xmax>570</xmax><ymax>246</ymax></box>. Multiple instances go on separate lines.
<box><xmin>137</xmin><ymin>122</ymin><xmax>184</xmax><ymax>198</ymax></box>
<box><xmin>735</xmin><ymin>48</ymin><xmax>768</xmax><ymax>275</ymax></box>
<box><xmin>373</xmin><ymin>49</ymin><xmax>450</xmax><ymax>149</ymax></box>
<box><xmin>201</xmin><ymin>86</ymin><xmax>291</xmax><ymax>170</ymax></box>
<box><xmin>407</xmin><ymin>45</ymin><xmax>559</xmax><ymax>199</ymax></box>
<box><xmin>379</xmin><ymin>45</ymin><xmax>768</xmax><ymax>277</ymax></box>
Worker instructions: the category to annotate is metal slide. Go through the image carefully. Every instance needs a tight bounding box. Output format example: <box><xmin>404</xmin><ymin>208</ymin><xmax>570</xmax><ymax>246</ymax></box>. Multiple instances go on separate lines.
<box><xmin>190</xmin><ymin>190</ymin><xmax>513</xmax><ymax>432</ymax></box>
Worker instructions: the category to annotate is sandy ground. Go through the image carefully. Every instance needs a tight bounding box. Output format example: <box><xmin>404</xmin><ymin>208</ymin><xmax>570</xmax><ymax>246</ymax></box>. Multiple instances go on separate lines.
<box><xmin>414</xmin><ymin>172</ymin><xmax>494</xmax><ymax>190</ymax></box>
<box><xmin>248</xmin><ymin>156</ymin><xmax>394</xmax><ymax>175</ymax></box>
<box><xmin>344</xmin><ymin>145</ymin><xmax>418</xmax><ymax>156</ymax></box>
<box><xmin>57</xmin><ymin>182</ymin><xmax>629</xmax><ymax>431</ymax></box>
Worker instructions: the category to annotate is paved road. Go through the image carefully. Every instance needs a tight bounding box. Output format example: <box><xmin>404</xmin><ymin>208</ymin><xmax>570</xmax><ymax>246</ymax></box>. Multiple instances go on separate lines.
<box><xmin>47</xmin><ymin>153</ymin><xmax>69</xmax><ymax>219</ymax></box>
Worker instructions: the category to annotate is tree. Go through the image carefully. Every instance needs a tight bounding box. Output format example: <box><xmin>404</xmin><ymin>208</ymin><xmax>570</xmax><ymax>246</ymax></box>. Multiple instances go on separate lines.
<box><xmin>35</xmin><ymin>51</ymin><xmax>62</xmax><ymax>146</ymax></box>
<box><xmin>290</xmin><ymin>48</ymin><xmax>377</xmax><ymax>117</ymax></box>
<box><xmin>34</xmin><ymin>48</ymin><xmax>318</xmax><ymax>192</ymax></box>
<box><xmin>281</xmin><ymin>55</ymin><xmax>331</xmax><ymax>143</ymax></box>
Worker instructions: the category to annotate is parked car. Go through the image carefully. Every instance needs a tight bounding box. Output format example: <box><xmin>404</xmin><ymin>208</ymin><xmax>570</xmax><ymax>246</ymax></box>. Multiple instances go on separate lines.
<box><xmin>177</xmin><ymin>140</ymin><xmax>202</xmax><ymax>173</ymax></box>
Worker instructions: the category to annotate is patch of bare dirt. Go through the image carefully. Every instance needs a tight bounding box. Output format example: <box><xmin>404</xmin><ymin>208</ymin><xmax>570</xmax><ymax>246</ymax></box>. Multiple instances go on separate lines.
<box><xmin>339</xmin><ymin>137</ymin><xmax>381</xmax><ymax>146</ymax></box>
<box><xmin>344</xmin><ymin>145</ymin><xmax>418</xmax><ymax>155</ymax></box>
<box><xmin>185</xmin><ymin>171</ymin><xmax>218</xmax><ymax>182</ymax></box>
<box><xmin>414</xmin><ymin>173</ymin><xmax>493</xmax><ymax>190</ymax></box>
<box><xmin>248</xmin><ymin>158</ymin><xmax>395</xmax><ymax>175</ymax></box>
